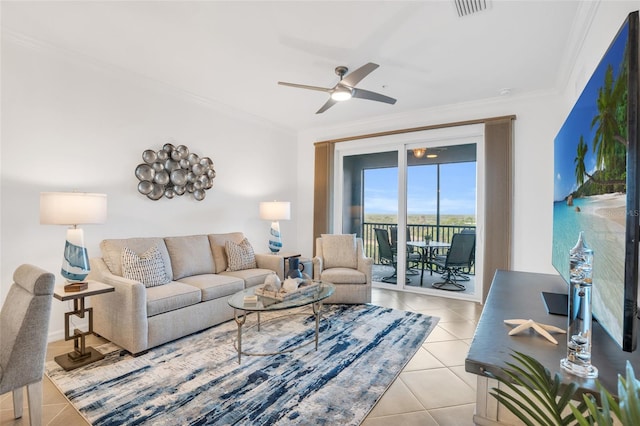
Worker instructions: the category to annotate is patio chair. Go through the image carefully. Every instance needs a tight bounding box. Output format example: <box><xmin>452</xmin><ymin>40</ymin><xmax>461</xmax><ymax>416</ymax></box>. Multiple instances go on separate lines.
<box><xmin>0</xmin><ymin>264</ymin><xmax>56</xmax><ymax>426</ymax></box>
<box><xmin>460</xmin><ymin>229</ymin><xmax>476</xmax><ymax>273</ymax></box>
<box><xmin>375</xmin><ymin>228</ymin><xmax>399</xmax><ymax>283</ymax></box>
<box><xmin>390</xmin><ymin>226</ymin><xmax>421</xmax><ymax>274</ymax></box>
<box><xmin>374</xmin><ymin>229</ymin><xmax>422</xmax><ymax>283</ymax></box>
<box><xmin>432</xmin><ymin>232</ymin><xmax>476</xmax><ymax>291</ymax></box>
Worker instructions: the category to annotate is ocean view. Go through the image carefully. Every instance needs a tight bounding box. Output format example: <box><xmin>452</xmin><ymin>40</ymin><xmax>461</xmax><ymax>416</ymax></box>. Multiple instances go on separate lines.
<box><xmin>552</xmin><ymin>195</ymin><xmax>625</xmax><ymax>345</ymax></box>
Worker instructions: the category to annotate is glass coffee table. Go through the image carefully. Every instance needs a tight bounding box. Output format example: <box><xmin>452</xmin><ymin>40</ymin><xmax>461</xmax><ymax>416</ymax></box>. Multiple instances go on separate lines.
<box><xmin>228</xmin><ymin>281</ymin><xmax>335</xmax><ymax>363</ymax></box>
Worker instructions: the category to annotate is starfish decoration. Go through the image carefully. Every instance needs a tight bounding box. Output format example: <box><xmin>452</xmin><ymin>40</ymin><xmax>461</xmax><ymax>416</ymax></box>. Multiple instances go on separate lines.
<box><xmin>504</xmin><ymin>319</ymin><xmax>566</xmax><ymax>344</ymax></box>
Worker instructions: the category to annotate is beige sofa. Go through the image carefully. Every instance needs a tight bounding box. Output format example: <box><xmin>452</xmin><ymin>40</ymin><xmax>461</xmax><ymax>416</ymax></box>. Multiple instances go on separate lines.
<box><xmin>88</xmin><ymin>232</ymin><xmax>282</xmax><ymax>355</ymax></box>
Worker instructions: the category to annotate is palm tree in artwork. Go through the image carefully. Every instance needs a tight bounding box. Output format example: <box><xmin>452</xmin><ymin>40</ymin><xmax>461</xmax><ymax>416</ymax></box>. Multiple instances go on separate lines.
<box><xmin>591</xmin><ymin>61</ymin><xmax>628</xmax><ymax>175</ymax></box>
<box><xmin>587</xmin><ymin>45</ymin><xmax>628</xmax><ymax>190</ymax></box>
<box><xmin>574</xmin><ymin>135</ymin><xmax>589</xmax><ymax>187</ymax></box>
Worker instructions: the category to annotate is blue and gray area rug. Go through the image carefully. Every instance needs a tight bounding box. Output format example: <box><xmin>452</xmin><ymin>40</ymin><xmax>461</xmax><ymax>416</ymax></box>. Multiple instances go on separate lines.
<box><xmin>46</xmin><ymin>304</ymin><xmax>438</xmax><ymax>425</ymax></box>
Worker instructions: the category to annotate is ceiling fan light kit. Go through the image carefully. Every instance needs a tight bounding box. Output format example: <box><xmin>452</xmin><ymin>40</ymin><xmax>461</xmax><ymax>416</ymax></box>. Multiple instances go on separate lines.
<box><xmin>278</xmin><ymin>62</ymin><xmax>397</xmax><ymax>114</ymax></box>
<box><xmin>331</xmin><ymin>87</ymin><xmax>353</xmax><ymax>101</ymax></box>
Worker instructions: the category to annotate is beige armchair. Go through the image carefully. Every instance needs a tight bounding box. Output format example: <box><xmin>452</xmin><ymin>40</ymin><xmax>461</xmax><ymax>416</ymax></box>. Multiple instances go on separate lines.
<box><xmin>313</xmin><ymin>234</ymin><xmax>372</xmax><ymax>304</ymax></box>
<box><xmin>0</xmin><ymin>264</ymin><xmax>55</xmax><ymax>426</ymax></box>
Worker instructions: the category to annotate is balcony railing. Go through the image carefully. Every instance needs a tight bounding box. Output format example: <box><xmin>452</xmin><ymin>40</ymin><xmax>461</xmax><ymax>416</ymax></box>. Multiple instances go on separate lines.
<box><xmin>362</xmin><ymin>222</ymin><xmax>476</xmax><ymax>268</ymax></box>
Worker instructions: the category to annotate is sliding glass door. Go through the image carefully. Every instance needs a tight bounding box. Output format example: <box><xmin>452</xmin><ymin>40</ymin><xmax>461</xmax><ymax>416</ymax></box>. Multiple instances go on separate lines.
<box><xmin>335</xmin><ymin>125</ymin><xmax>484</xmax><ymax>301</ymax></box>
<box><xmin>405</xmin><ymin>144</ymin><xmax>477</xmax><ymax>293</ymax></box>
<box><xmin>342</xmin><ymin>150</ymin><xmax>400</xmax><ymax>287</ymax></box>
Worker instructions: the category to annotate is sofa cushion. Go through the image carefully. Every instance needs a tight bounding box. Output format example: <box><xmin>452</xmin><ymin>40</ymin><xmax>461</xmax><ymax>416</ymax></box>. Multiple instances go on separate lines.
<box><xmin>145</xmin><ymin>282</ymin><xmax>201</xmax><ymax>317</ymax></box>
<box><xmin>121</xmin><ymin>245</ymin><xmax>171</xmax><ymax>288</ymax></box>
<box><xmin>208</xmin><ymin>232</ymin><xmax>246</xmax><ymax>273</ymax></box>
<box><xmin>178</xmin><ymin>274</ymin><xmax>244</xmax><ymax>301</ymax></box>
<box><xmin>219</xmin><ymin>268</ymin><xmax>274</xmax><ymax>288</ymax></box>
<box><xmin>101</xmin><ymin>237</ymin><xmax>173</xmax><ymax>279</ymax></box>
<box><xmin>225</xmin><ymin>238</ymin><xmax>257</xmax><ymax>271</ymax></box>
<box><xmin>164</xmin><ymin>235</ymin><xmax>216</xmax><ymax>280</ymax></box>
<box><xmin>319</xmin><ymin>268</ymin><xmax>366</xmax><ymax>285</ymax></box>
<box><xmin>321</xmin><ymin>234</ymin><xmax>357</xmax><ymax>269</ymax></box>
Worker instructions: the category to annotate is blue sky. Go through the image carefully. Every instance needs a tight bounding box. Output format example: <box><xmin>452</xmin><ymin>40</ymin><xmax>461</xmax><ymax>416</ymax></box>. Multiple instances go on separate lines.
<box><xmin>364</xmin><ymin>162</ymin><xmax>477</xmax><ymax>215</ymax></box>
<box><xmin>554</xmin><ymin>21</ymin><xmax>627</xmax><ymax>202</ymax></box>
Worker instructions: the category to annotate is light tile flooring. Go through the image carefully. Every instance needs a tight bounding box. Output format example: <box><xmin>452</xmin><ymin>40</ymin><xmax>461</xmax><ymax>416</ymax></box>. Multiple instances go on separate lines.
<box><xmin>1</xmin><ymin>287</ymin><xmax>482</xmax><ymax>426</ymax></box>
<box><xmin>363</xmin><ymin>287</ymin><xmax>482</xmax><ymax>425</ymax></box>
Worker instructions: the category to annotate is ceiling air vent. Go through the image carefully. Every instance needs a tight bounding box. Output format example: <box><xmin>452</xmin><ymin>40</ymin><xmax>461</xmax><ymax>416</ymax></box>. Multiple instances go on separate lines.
<box><xmin>454</xmin><ymin>0</ymin><xmax>489</xmax><ymax>17</ymax></box>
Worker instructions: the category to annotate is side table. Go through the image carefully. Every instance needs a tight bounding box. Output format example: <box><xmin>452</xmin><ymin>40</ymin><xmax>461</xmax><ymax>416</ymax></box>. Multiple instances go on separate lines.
<box><xmin>53</xmin><ymin>281</ymin><xmax>114</xmax><ymax>371</ymax></box>
<box><xmin>276</xmin><ymin>252</ymin><xmax>312</xmax><ymax>280</ymax></box>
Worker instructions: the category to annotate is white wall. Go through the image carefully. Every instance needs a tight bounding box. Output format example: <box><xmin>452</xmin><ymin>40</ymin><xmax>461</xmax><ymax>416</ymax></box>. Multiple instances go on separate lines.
<box><xmin>1</xmin><ymin>34</ymin><xmax>298</xmax><ymax>341</ymax></box>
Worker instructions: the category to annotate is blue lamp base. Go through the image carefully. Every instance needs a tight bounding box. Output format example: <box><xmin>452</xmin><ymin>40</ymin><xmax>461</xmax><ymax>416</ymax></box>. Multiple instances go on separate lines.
<box><xmin>268</xmin><ymin>221</ymin><xmax>282</xmax><ymax>253</ymax></box>
<box><xmin>61</xmin><ymin>228</ymin><xmax>90</xmax><ymax>282</ymax></box>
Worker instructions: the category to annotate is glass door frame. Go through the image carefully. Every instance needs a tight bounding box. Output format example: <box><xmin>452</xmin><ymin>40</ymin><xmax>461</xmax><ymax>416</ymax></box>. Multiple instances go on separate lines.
<box><xmin>333</xmin><ymin>124</ymin><xmax>485</xmax><ymax>302</ymax></box>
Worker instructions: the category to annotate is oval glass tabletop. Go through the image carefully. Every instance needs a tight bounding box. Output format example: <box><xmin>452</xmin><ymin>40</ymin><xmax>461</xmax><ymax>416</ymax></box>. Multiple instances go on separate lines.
<box><xmin>228</xmin><ymin>281</ymin><xmax>335</xmax><ymax>312</ymax></box>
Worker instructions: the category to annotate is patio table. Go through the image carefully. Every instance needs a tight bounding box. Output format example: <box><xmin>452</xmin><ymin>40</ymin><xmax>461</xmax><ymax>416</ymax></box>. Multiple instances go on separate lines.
<box><xmin>407</xmin><ymin>240</ymin><xmax>451</xmax><ymax>285</ymax></box>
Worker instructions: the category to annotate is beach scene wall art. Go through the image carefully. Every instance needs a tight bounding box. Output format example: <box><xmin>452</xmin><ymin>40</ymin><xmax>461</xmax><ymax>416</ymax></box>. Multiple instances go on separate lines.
<box><xmin>553</xmin><ymin>11</ymin><xmax>639</xmax><ymax>351</ymax></box>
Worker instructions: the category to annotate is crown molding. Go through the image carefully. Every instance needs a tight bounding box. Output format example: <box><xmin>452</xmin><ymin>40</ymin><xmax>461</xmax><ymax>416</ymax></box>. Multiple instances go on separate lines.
<box><xmin>301</xmin><ymin>85</ymin><xmax>560</xmax><ymax>140</ymax></box>
<box><xmin>553</xmin><ymin>0</ymin><xmax>601</xmax><ymax>96</ymax></box>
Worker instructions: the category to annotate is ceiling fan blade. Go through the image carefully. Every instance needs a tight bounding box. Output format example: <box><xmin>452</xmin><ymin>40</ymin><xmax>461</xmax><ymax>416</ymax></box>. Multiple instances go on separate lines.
<box><xmin>352</xmin><ymin>88</ymin><xmax>397</xmax><ymax>105</ymax></box>
<box><xmin>278</xmin><ymin>81</ymin><xmax>331</xmax><ymax>93</ymax></box>
<box><xmin>316</xmin><ymin>98</ymin><xmax>338</xmax><ymax>114</ymax></box>
<box><xmin>341</xmin><ymin>62</ymin><xmax>379</xmax><ymax>87</ymax></box>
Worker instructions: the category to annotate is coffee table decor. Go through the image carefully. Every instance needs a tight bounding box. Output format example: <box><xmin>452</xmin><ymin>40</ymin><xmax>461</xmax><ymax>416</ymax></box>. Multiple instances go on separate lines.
<box><xmin>254</xmin><ymin>278</ymin><xmax>319</xmax><ymax>300</ymax></box>
<box><xmin>45</xmin><ymin>304</ymin><xmax>439</xmax><ymax>426</ymax></box>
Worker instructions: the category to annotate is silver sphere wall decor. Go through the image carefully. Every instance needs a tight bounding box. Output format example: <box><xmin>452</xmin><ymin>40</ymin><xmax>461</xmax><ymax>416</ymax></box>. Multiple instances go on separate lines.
<box><xmin>135</xmin><ymin>143</ymin><xmax>216</xmax><ymax>201</ymax></box>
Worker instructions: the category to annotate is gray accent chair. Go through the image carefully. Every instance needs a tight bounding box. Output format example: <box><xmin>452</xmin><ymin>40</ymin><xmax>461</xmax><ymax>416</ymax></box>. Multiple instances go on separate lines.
<box><xmin>0</xmin><ymin>264</ymin><xmax>56</xmax><ymax>426</ymax></box>
<box><xmin>313</xmin><ymin>234</ymin><xmax>372</xmax><ymax>304</ymax></box>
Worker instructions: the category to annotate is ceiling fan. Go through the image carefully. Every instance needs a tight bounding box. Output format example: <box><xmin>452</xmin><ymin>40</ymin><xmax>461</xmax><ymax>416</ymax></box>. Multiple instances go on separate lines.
<box><xmin>278</xmin><ymin>62</ymin><xmax>397</xmax><ymax>114</ymax></box>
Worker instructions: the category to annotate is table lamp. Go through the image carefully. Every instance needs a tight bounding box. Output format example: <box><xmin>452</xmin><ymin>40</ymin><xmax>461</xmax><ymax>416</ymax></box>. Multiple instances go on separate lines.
<box><xmin>40</xmin><ymin>192</ymin><xmax>107</xmax><ymax>282</ymax></box>
<box><xmin>259</xmin><ymin>201</ymin><xmax>290</xmax><ymax>253</ymax></box>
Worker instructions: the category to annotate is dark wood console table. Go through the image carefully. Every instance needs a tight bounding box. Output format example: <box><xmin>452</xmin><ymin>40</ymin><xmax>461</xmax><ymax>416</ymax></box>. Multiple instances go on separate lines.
<box><xmin>465</xmin><ymin>270</ymin><xmax>640</xmax><ymax>425</ymax></box>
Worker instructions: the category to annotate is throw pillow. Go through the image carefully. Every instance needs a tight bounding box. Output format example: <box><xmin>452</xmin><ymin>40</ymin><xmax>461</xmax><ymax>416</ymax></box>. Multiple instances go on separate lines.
<box><xmin>121</xmin><ymin>245</ymin><xmax>171</xmax><ymax>288</ymax></box>
<box><xmin>225</xmin><ymin>238</ymin><xmax>257</xmax><ymax>271</ymax></box>
<box><xmin>321</xmin><ymin>234</ymin><xmax>358</xmax><ymax>269</ymax></box>
<box><xmin>164</xmin><ymin>235</ymin><xmax>216</xmax><ymax>280</ymax></box>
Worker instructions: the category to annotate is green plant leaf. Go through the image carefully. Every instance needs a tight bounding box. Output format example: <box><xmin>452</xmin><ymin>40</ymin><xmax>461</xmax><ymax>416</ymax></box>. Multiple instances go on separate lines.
<box><xmin>584</xmin><ymin>392</ymin><xmax>607</xmax><ymax>424</ymax></box>
<box><xmin>491</xmin><ymin>390</ymin><xmax>539</xmax><ymax>426</ymax></box>
<box><xmin>490</xmin><ymin>351</ymin><xmax>579</xmax><ymax>425</ymax></box>
<box><xmin>619</xmin><ymin>361</ymin><xmax>640</xmax><ymax>425</ymax></box>
<box><xmin>500</xmin><ymin>364</ymin><xmax>559</xmax><ymax>421</ymax></box>
<box><xmin>491</xmin><ymin>350</ymin><xmax>640</xmax><ymax>426</ymax></box>
<box><xmin>570</xmin><ymin>401</ymin><xmax>593</xmax><ymax>426</ymax></box>
<box><xmin>560</xmin><ymin>384</ymin><xmax>587</xmax><ymax>424</ymax></box>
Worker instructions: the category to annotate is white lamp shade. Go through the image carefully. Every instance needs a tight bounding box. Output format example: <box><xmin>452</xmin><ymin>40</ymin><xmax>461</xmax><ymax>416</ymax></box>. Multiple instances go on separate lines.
<box><xmin>40</xmin><ymin>192</ymin><xmax>107</xmax><ymax>225</ymax></box>
<box><xmin>259</xmin><ymin>201</ymin><xmax>291</xmax><ymax>221</ymax></box>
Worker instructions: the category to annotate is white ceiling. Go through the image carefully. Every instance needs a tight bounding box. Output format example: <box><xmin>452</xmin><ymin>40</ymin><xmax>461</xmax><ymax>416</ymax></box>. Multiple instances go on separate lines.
<box><xmin>2</xmin><ymin>1</ymin><xmax>585</xmax><ymax>132</ymax></box>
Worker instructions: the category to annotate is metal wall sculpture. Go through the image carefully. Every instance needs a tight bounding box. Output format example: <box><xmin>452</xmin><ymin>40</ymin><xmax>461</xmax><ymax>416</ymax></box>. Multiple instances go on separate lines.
<box><xmin>135</xmin><ymin>143</ymin><xmax>216</xmax><ymax>201</ymax></box>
